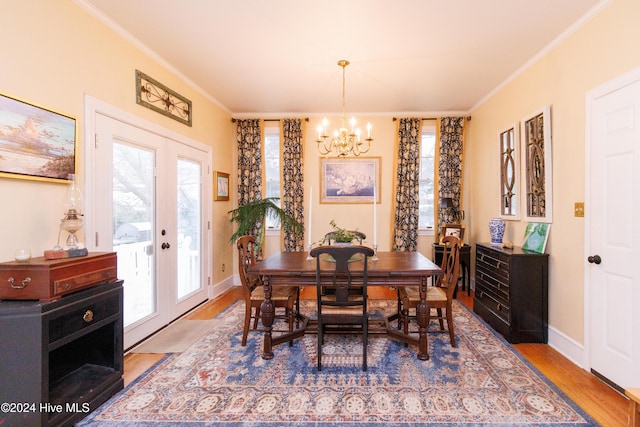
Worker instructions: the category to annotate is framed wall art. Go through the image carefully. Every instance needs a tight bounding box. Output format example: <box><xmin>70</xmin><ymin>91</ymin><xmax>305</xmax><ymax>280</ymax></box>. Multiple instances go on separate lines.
<box><xmin>439</xmin><ymin>223</ymin><xmax>465</xmax><ymax>244</ymax></box>
<box><xmin>320</xmin><ymin>157</ymin><xmax>380</xmax><ymax>204</ymax></box>
<box><xmin>522</xmin><ymin>222</ymin><xmax>550</xmax><ymax>253</ymax></box>
<box><xmin>213</xmin><ymin>171</ymin><xmax>230</xmax><ymax>201</ymax></box>
<box><xmin>521</xmin><ymin>105</ymin><xmax>552</xmax><ymax>223</ymax></box>
<box><xmin>0</xmin><ymin>92</ymin><xmax>77</xmax><ymax>183</ymax></box>
<box><xmin>136</xmin><ymin>70</ymin><xmax>192</xmax><ymax>126</ymax></box>
<box><xmin>499</xmin><ymin>122</ymin><xmax>521</xmax><ymax>220</ymax></box>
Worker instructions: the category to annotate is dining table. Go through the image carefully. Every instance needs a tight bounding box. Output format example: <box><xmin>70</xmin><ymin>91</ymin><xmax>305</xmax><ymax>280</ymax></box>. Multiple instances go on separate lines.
<box><xmin>248</xmin><ymin>250</ymin><xmax>442</xmax><ymax>361</ymax></box>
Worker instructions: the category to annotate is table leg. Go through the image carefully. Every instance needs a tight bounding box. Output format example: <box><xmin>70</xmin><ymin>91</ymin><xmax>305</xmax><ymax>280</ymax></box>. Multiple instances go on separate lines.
<box><xmin>260</xmin><ymin>277</ymin><xmax>275</xmax><ymax>360</ymax></box>
<box><xmin>416</xmin><ymin>276</ymin><xmax>430</xmax><ymax>360</ymax></box>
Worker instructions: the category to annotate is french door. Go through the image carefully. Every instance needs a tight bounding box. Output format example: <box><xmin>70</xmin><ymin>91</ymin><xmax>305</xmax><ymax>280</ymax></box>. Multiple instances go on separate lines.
<box><xmin>89</xmin><ymin>110</ymin><xmax>210</xmax><ymax>349</ymax></box>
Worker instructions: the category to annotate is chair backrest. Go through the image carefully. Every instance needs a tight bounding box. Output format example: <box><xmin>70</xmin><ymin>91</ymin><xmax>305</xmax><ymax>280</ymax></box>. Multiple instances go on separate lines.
<box><xmin>310</xmin><ymin>245</ymin><xmax>375</xmax><ymax>308</ymax></box>
<box><xmin>323</xmin><ymin>230</ymin><xmax>367</xmax><ymax>245</ymax></box>
<box><xmin>236</xmin><ymin>235</ymin><xmax>261</xmax><ymax>299</ymax></box>
<box><xmin>437</xmin><ymin>235</ymin><xmax>462</xmax><ymax>299</ymax></box>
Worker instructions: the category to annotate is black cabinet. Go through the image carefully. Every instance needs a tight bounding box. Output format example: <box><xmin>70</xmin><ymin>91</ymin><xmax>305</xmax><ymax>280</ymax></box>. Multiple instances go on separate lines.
<box><xmin>474</xmin><ymin>243</ymin><xmax>548</xmax><ymax>343</ymax></box>
<box><xmin>0</xmin><ymin>281</ymin><xmax>123</xmax><ymax>426</ymax></box>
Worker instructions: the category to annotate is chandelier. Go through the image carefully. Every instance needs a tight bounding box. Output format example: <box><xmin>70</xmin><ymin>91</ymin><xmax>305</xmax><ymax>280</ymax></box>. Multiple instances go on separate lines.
<box><xmin>316</xmin><ymin>60</ymin><xmax>372</xmax><ymax>156</ymax></box>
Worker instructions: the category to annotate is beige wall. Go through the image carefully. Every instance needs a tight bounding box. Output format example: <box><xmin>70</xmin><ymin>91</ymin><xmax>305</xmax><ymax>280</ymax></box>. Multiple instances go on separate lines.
<box><xmin>0</xmin><ymin>0</ymin><xmax>234</xmax><ymax>285</ymax></box>
<box><xmin>466</xmin><ymin>0</ymin><xmax>640</xmax><ymax>344</ymax></box>
<box><xmin>260</xmin><ymin>115</ymin><xmax>438</xmax><ymax>259</ymax></box>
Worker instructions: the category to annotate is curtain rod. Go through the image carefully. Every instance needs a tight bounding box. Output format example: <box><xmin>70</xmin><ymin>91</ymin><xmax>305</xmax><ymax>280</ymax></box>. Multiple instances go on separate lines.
<box><xmin>231</xmin><ymin>118</ymin><xmax>309</xmax><ymax>123</ymax></box>
<box><xmin>392</xmin><ymin>116</ymin><xmax>471</xmax><ymax>121</ymax></box>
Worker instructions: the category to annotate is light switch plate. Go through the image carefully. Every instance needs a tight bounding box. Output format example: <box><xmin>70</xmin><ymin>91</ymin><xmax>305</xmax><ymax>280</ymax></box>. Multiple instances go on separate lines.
<box><xmin>574</xmin><ymin>202</ymin><xmax>585</xmax><ymax>217</ymax></box>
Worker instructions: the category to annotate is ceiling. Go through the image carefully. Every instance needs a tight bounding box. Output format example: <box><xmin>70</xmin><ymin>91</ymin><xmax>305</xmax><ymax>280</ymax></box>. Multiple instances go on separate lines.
<box><xmin>78</xmin><ymin>0</ymin><xmax>605</xmax><ymax>117</ymax></box>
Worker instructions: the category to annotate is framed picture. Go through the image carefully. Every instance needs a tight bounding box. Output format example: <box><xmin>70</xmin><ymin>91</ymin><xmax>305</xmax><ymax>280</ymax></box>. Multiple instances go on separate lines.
<box><xmin>521</xmin><ymin>105</ymin><xmax>552</xmax><ymax>223</ymax></box>
<box><xmin>213</xmin><ymin>171</ymin><xmax>229</xmax><ymax>201</ymax></box>
<box><xmin>499</xmin><ymin>122</ymin><xmax>521</xmax><ymax>220</ymax></box>
<box><xmin>522</xmin><ymin>222</ymin><xmax>550</xmax><ymax>253</ymax></box>
<box><xmin>439</xmin><ymin>223</ymin><xmax>465</xmax><ymax>244</ymax></box>
<box><xmin>320</xmin><ymin>157</ymin><xmax>380</xmax><ymax>204</ymax></box>
<box><xmin>0</xmin><ymin>92</ymin><xmax>77</xmax><ymax>183</ymax></box>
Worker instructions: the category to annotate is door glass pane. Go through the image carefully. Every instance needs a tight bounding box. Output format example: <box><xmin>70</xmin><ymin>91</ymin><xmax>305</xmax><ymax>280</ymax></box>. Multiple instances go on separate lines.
<box><xmin>112</xmin><ymin>142</ymin><xmax>156</xmax><ymax>327</ymax></box>
<box><xmin>177</xmin><ymin>158</ymin><xmax>201</xmax><ymax>299</ymax></box>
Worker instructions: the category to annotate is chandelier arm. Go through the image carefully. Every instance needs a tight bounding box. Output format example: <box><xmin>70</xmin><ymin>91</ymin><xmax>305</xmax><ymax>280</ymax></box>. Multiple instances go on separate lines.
<box><xmin>316</xmin><ymin>59</ymin><xmax>372</xmax><ymax>157</ymax></box>
<box><xmin>317</xmin><ymin>138</ymin><xmax>332</xmax><ymax>155</ymax></box>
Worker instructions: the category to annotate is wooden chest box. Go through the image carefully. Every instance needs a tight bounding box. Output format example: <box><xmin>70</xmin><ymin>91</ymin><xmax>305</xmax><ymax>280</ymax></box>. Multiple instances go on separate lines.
<box><xmin>0</xmin><ymin>252</ymin><xmax>117</xmax><ymax>301</ymax></box>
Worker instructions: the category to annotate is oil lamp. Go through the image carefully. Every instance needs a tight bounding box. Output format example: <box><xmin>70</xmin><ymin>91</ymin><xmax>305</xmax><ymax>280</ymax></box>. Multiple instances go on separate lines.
<box><xmin>59</xmin><ymin>175</ymin><xmax>84</xmax><ymax>249</ymax></box>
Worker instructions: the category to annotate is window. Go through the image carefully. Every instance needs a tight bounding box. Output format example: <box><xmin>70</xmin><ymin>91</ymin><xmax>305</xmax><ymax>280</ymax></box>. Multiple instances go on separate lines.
<box><xmin>419</xmin><ymin>123</ymin><xmax>436</xmax><ymax>230</ymax></box>
<box><xmin>264</xmin><ymin>125</ymin><xmax>281</xmax><ymax>229</ymax></box>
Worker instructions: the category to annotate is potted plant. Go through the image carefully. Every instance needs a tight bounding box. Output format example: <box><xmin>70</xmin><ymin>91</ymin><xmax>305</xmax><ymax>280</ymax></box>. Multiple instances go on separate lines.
<box><xmin>228</xmin><ymin>197</ymin><xmax>304</xmax><ymax>247</ymax></box>
<box><xmin>323</xmin><ymin>219</ymin><xmax>363</xmax><ymax>245</ymax></box>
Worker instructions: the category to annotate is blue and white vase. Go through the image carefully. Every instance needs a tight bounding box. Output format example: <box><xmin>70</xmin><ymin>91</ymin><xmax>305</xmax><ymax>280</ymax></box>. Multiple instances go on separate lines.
<box><xmin>489</xmin><ymin>217</ymin><xmax>506</xmax><ymax>245</ymax></box>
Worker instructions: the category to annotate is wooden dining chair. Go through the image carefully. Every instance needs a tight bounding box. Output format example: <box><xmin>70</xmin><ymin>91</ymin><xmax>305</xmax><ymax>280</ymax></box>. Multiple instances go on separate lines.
<box><xmin>236</xmin><ymin>235</ymin><xmax>300</xmax><ymax>346</ymax></box>
<box><xmin>397</xmin><ymin>235</ymin><xmax>461</xmax><ymax>347</ymax></box>
<box><xmin>310</xmin><ymin>245</ymin><xmax>375</xmax><ymax>371</ymax></box>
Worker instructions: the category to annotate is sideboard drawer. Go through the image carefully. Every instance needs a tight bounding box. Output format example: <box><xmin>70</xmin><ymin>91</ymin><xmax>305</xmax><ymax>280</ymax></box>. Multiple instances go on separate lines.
<box><xmin>476</xmin><ymin>246</ymin><xmax>510</xmax><ymax>280</ymax></box>
<box><xmin>475</xmin><ymin>285</ymin><xmax>510</xmax><ymax>323</ymax></box>
<box><xmin>53</xmin><ymin>266</ymin><xmax>116</xmax><ymax>296</ymax></box>
<box><xmin>48</xmin><ymin>292</ymin><xmax>120</xmax><ymax>345</ymax></box>
<box><xmin>475</xmin><ymin>267</ymin><xmax>510</xmax><ymax>301</ymax></box>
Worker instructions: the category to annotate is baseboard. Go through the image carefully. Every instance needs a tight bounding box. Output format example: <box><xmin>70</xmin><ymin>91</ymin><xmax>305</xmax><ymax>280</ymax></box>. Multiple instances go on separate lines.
<box><xmin>208</xmin><ymin>274</ymin><xmax>236</xmax><ymax>300</ymax></box>
<box><xmin>469</xmin><ymin>278</ymin><xmax>588</xmax><ymax>372</ymax></box>
<box><xmin>547</xmin><ymin>324</ymin><xmax>588</xmax><ymax>370</ymax></box>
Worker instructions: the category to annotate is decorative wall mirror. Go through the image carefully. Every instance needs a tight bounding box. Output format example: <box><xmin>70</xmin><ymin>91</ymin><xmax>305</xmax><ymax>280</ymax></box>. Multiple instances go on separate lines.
<box><xmin>499</xmin><ymin>123</ymin><xmax>520</xmax><ymax>220</ymax></box>
<box><xmin>521</xmin><ymin>105</ymin><xmax>552</xmax><ymax>223</ymax></box>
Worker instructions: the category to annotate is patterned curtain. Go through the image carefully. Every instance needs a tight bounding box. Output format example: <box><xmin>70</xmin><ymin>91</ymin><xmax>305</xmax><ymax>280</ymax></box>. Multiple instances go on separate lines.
<box><xmin>392</xmin><ymin>118</ymin><xmax>422</xmax><ymax>252</ymax></box>
<box><xmin>281</xmin><ymin>119</ymin><xmax>305</xmax><ymax>251</ymax></box>
<box><xmin>437</xmin><ymin>117</ymin><xmax>465</xmax><ymax>231</ymax></box>
<box><xmin>236</xmin><ymin>119</ymin><xmax>263</xmax><ymax>240</ymax></box>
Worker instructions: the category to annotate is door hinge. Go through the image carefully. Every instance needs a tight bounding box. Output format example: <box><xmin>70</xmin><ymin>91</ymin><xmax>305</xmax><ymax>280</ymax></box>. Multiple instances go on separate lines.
<box><xmin>95</xmin><ymin>232</ymin><xmax>99</xmax><ymax>247</ymax></box>
<box><xmin>94</xmin><ymin>133</ymin><xmax>99</xmax><ymax>148</ymax></box>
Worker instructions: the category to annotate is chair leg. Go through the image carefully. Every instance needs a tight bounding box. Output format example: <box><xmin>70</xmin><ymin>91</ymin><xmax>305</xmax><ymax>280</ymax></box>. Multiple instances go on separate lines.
<box><xmin>242</xmin><ymin>303</ymin><xmax>252</xmax><ymax>346</ymax></box>
<box><xmin>447</xmin><ymin>308</ymin><xmax>456</xmax><ymax>347</ymax></box>
<box><xmin>401</xmin><ymin>307</ymin><xmax>410</xmax><ymax>347</ymax></box>
<box><xmin>363</xmin><ymin>319</ymin><xmax>368</xmax><ymax>372</ymax></box>
<box><xmin>253</xmin><ymin>306</ymin><xmax>261</xmax><ymax>330</ymax></box>
<box><xmin>317</xmin><ymin>322</ymin><xmax>323</xmax><ymax>371</ymax></box>
<box><xmin>288</xmin><ymin>306</ymin><xmax>294</xmax><ymax>347</ymax></box>
<box><xmin>437</xmin><ymin>308</ymin><xmax>445</xmax><ymax>331</ymax></box>
<box><xmin>295</xmin><ymin>293</ymin><xmax>300</xmax><ymax>328</ymax></box>
<box><xmin>396</xmin><ymin>291</ymin><xmax>403</xmax><ymax>329</ymax></box>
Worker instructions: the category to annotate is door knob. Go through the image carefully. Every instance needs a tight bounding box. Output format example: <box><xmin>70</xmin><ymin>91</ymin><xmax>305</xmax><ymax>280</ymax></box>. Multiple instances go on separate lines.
<box><xmin>588</xmin><ymin>255</ymin><xmax>601</xmax><ymax>264</ymax></box>
<box><xmin>161</xmin><ymin>242</ymin><xmax>171</xmax><ymax>250</ymax></box>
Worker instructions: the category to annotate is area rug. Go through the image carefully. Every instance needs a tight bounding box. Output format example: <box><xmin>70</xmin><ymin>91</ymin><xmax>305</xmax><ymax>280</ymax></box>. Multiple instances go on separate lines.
<box><xmin>79</xmin><ymin>300</ymin><xmax>598</xmax><ymax>426</ymax></box>
<box><xmin>131</xmin><ymin>319</ymin><xmax>221</xmax><ymax>354</ymax></box>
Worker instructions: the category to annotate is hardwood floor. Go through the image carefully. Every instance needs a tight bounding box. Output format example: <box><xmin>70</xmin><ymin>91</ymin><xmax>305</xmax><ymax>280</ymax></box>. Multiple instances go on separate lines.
<box><xmin>123</xmin><ymin>286</ymin><xmax>628</xmax><ymax>426</ymax></box>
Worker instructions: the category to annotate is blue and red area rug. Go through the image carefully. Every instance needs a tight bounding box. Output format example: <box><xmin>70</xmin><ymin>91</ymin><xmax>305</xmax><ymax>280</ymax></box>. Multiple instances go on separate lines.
<box><xmin>79</xmin><ymin>300</ymin><xmax>598</xmax><ymax>426</ymax></box>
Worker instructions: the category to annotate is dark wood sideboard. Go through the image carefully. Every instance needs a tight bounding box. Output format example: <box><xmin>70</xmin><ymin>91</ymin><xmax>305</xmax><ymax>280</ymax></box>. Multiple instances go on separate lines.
<box><xmin>474</xmin><ymin>242</ymin><xmax>549</xmax><ymax>343</ymax></box>
<box><xmin>0</xmin><ymin>255</ymin><xmax>123</xmax><ymax>427</ymax></box>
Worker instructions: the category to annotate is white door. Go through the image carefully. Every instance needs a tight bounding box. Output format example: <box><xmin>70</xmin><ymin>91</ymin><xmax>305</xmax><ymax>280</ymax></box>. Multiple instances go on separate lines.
<box><xmin>91</xmin><ymin>112</ymin><xmax>209</xmax><ymax>349</ymax></box>
<box><xmin>586</xmin><ymin>68</ymin><xmax>640</xmax><ymax>390</ymax></box>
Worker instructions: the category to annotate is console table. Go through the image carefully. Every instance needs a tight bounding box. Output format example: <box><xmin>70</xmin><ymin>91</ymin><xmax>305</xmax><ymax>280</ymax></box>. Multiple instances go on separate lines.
<box><xmin>0</xmin><ymin>280</ymin><xmax>124</xmax><ymax>426</ymax></box>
